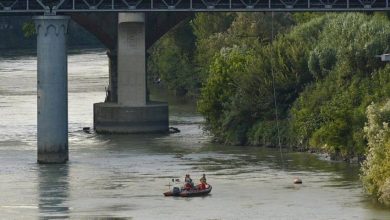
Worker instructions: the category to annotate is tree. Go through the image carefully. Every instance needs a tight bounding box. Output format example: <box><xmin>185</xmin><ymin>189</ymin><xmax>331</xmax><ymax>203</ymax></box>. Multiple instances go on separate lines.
<box><xmin>362</xmin><ymin>100</ymin><xmax>390</xmax><ymax>205</ymax></box>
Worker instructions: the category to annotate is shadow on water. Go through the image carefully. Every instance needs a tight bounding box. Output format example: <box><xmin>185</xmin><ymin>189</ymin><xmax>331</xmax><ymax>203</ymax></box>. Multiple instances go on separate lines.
<box><xmin>38</xmin><ymin>164</ymin><xmax>70</xmax><ymax>219</ymax></box>
<box><xmin>186</xmin><ymin>143</ymin><xmax>361</xmax><ymax>182</ymax></box>
<box><xmin>81</xmin><ymin>125</ymin><xmax>360</xmax><ymax>183</ymax></box>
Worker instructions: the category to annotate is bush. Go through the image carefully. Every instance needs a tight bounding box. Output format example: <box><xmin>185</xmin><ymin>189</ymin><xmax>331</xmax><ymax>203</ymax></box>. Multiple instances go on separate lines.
<box><xmin>361</xmin><ymin>101</ymin><xmax>390</xmax><ymax>205</ymax></box>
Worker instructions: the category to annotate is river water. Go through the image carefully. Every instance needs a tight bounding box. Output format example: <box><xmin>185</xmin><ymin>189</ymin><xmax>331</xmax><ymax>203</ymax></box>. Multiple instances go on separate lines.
<box><xmin>0</xmin><ymin>49</ymin><xmax>389</xmax><ymax>219</ymax></box>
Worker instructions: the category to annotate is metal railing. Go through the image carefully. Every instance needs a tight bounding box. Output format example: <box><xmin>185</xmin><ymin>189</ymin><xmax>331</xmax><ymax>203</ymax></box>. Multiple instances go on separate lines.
<box><xmin>0</xmin><ymin>0</ymin><xmax>389</xmax><ymax>14</ymax></box>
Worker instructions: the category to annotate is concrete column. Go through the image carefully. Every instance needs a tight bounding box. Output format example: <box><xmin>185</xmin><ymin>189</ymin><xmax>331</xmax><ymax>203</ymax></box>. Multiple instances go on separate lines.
<box><xmin>117</xmin><ymin>13</ymin><xmax>146</xmax><ymax>106</ymax></box>
<box><xmin>34</xmin><ymin>16</ymin><xmax>69</xmax><ymax>164</ymax></box>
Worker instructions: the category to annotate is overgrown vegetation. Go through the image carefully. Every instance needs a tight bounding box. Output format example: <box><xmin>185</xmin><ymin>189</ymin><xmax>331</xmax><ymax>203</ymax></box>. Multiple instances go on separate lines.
<box><xmin>362</xmin><ymin>100</ymin><xmax>390</xmax><ymax>205</ymax></box>
<box><xmin>147</xmin><ymin>12</ymin><xmax>293</xmax><ymax>96</ymax></box>
<box><xmin>290</xmin><ymin>13</ymin><xmax>390</xmax><ymax>158</ymax></box>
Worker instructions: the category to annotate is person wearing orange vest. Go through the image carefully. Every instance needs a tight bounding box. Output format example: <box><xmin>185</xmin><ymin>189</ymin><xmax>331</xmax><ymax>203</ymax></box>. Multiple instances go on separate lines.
<box><xmin>199</xmin><ymin>174</ymin><xmax>207</xmax><ymax>190</ymax></box>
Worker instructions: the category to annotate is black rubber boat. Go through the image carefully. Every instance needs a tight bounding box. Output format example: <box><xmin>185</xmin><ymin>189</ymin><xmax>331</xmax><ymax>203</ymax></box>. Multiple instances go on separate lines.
<box><xmin>164</xmin><ymin>185</ymin><xmax>212</xmax><ymax>197</ymax></box>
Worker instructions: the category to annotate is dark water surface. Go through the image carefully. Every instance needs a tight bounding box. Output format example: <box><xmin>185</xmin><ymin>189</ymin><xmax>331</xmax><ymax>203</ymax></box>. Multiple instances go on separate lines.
<box><xmin>0</xmin><ymin>49</ymin><xmax>389</xmax><ymax>219</ymax></box>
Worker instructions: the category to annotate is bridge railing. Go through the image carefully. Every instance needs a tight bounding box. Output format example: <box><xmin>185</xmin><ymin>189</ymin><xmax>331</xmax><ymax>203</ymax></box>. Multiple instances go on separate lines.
<box><xmin>0</xmin><ymin>0</ymin><xmax>389</xmax><ymax>13</ymax></box>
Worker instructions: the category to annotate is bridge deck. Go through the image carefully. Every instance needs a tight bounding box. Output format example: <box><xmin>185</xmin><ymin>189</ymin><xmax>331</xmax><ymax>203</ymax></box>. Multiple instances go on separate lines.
<box><xmin>1</xmin><ymin>0</ymin><xmax>390</xmax><ymax>13</ymax></box>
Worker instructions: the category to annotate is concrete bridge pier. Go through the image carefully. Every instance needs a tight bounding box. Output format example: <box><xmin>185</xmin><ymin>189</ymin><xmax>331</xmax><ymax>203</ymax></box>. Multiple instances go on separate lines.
<box><xmin>34</xmin><ymin>16</ymin><xmax>70</xmax><ymax>163</ymax></box>
<box><xmin>94</xmin><ymin>13</ymin><xmax>168</xmax><ymax>133</ymax></box>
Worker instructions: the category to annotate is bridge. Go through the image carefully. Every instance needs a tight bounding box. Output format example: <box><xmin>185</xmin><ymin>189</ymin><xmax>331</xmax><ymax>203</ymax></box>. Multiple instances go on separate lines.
<box><xmin>0</xmin><ymin>0</ymin><xmax>390</xmax><ymax>13</ymax></box>
<box><xmin>1</xmin><ymin>0</ymin><xmax>386</xmax><ymax>164</ymax></box>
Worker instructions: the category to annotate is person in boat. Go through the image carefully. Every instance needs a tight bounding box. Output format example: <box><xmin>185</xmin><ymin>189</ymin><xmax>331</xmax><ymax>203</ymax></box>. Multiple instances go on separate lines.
<box><xmin>184</xmin><ymin>174</ymin><xmax>194</xmax><ymax>190</ymax></box>
<box><xmin>199</xmin><ymin>174</ymin><xmax>207</xmax><ymax>190</ymax></box>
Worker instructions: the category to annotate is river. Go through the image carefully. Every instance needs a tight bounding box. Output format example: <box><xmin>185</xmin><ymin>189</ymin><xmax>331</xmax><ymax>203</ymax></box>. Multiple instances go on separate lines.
<box><xmin>0</xmin><ymin>49</ymin><xmax>389</xmax><ymax>219</ymax></box>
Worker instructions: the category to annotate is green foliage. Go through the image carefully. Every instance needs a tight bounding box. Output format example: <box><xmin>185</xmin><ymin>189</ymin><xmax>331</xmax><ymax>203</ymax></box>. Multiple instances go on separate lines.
<box><xmin>22</xmin><ymin>21</ymin><xmax>36</xmax><ymax>38</ymax></box>
<box><xmin>148</xmin><ymin>12</ymin><xmax>294</xmax><ymax>97</ymax></box>
<box><xmin>290</xmin><ymin>13</ymin><xmax>390</xmax><ymax>157</ymax></box>
<box><xmin>228</xmin><ymin>12</ymin><xmax>294</xmax><ymax>43</ymax></box>
<box><xmin>198</xmin><ymin>15</ymin><xmax>322</xmax><ymax>145</ymax></box>
<box><xmin>147</xmin><ymin>22</ymin><xmax>197</xmax><ymax>96</ymax></box>
<box><xmin>362</xmin><ymin>100</ymin><xmax>390</xmax><ymax>205</ymax></box>
<box><xmin>198</xmin><ymin>46</ymin><xmax>257</xmax><ymax>144</ymax></box>
<box><xmin>248</xmin><ymin>120</ymin><xmax>290</xmax><ymax>147</ymax></box>
<box><xmin>292</xmin><ymin>12</ymin><xmax>324</xmax><ymax>24</ymax></box>
<box><xmin>196</xmin><ymin>12</ymin><xmax>390</xmax><ymax>162</ymax></box>
<box><xmin>193</xmin><ymin>12</ymin><xmax>294</xmax><ymax>82</ymax></box>
<box><xmin>148</xmin><ymin>13</ymin><xmax>235</xmax><ymax>96</ymax></box>
<box><xmin>191</xmin><ymin>13</ymin><xmax>237</xmax><ymax>82</ymax></box>
<box><xmin>191</xmin><ymin>13</ymin><xmax>236</xmax><ymax>40</ymax></box>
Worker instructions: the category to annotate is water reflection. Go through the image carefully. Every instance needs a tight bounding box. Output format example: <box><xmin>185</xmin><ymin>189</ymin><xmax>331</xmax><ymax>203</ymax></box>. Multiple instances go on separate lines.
<box><xmin>38</xmin><ymin>164</ymin><xmax>70</xmax><ymax>218</ymax></box>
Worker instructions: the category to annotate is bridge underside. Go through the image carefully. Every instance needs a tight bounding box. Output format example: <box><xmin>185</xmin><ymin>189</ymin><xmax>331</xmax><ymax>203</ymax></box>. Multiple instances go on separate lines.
<box><xmin>1</xmin><ymin>0</ymin><xmax>390</xmax><ymax>13</ymax></box>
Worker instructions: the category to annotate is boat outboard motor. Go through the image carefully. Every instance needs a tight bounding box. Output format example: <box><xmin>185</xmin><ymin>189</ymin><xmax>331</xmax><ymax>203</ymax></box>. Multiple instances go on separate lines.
<box><xmin>172</xmin><ymin>187</ymin><xmax>181</xmax><ymax>195</ymax></box>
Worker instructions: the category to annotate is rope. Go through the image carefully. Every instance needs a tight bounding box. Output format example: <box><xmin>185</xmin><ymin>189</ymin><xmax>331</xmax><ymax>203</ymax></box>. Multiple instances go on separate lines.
<box><xmin>270</xmin><ymin>11</ymin><xmax>284</xmax><ymax>169</ymax></box>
